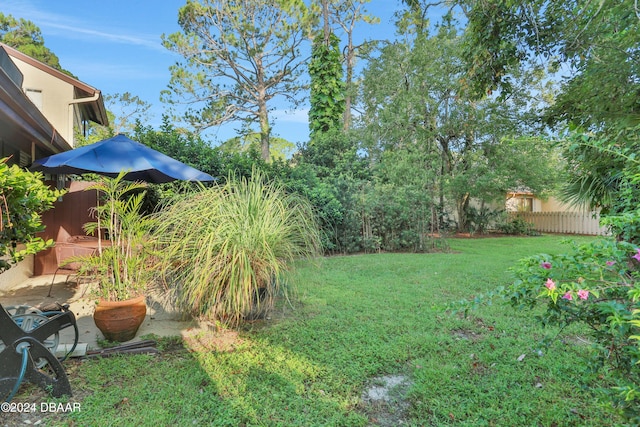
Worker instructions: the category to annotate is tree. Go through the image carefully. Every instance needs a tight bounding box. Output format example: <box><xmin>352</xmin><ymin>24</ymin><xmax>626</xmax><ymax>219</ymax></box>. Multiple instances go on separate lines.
<box><xmin>456</xmin><ymin>0</ymin><xmax>639</xmax><ymax>107</ymax></box>
<box><xmin>218</xmin><ymin>133</ymin><xmax>295</xmax><ymax>161</ymax></box>
<box><xmin>325</xmin><ymin>0</ymin><xmax>378</xmax><ymax>130</ymax></box>
<box><xmin>360</xmin><ymin>16</ymin><xmax>556</xmax><ymax>231</ymax></box>
<box><xmin>0</xmin><ymin>13</ymin><xmax>73</xmax><ymax>76</ymax></box>
<box><xmin>105</xmin><ymin>92</ymin><xmax>152</xmax><ymax>136</ymax></box>
<box><xmin>308</xmin><ymin>31</ymin><xmax>344</xmax><ymax>136</ymax></box>
<box><xmin>161</xmin><ymin>0</ymin><xmax>312</xmax><ymax>162</ymax></box>
<box><xmin>132</xmin><ymin>117</ymin><xmax>222</xmax><ymax>178</ymax></box>
<box><xmin>456</xmin><ymin>0</ymin><xmax>640</xmax><ymax>211</ymax></box>
<box><xmin>305</xmin><ymin>0</ymin><xmax>377</xmax><ymax>183</ymax></box>
<box><xmin>397</xmin><ymin>0</ymin><xmax>452</xmax><ymax>36</ymax></box>
<box><xmin>299</xmin><ymin>127</ymin><xmax>368</xmax><ymax>179</ymax></box>
<box><xmin>75</xmin><ymin>92</ymin><xmax>153</xmax><ymax>146</ymax></box>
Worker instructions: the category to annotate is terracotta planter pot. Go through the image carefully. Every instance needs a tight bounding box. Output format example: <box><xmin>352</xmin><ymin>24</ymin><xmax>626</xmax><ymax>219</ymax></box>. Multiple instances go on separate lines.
<box><xmin>93</xmin><ymin>295</ymin><xmax>146</xmax><ymax>342</ymax></box>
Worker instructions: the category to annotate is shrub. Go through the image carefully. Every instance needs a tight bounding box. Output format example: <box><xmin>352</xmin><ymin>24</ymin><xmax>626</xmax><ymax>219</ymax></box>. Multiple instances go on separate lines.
<box><xmin>270</xmin><ymin>162</ymin><xmax>345</xmax><ymax>253</ymax></box>
<box><xmin>0</xmin><ymin>158</ymin><xmax>63</xmax><ymax>272</ymax></box>
<box><xmin>508</xmin><ymin>238</ymin><xmax>640</xmax><ymax>422</ymax></box>
<box><xmin>365</xmin><ymin>183</ymin><xmax>432</xmax><ymax>252</ymax></box>
<box><xmin>497</xmin><ymin>214</ymin><xmax>538</xmax><ymax>236</ymax></box>
<box><xmin>153</xmin><ymin>170</ymin><xmax>322</xmax><ymax>327</ymax></box>
<box><xmin>466</xmin><ymin>206</ymin><xmax>502</xmax><ymax>235</ymax></box>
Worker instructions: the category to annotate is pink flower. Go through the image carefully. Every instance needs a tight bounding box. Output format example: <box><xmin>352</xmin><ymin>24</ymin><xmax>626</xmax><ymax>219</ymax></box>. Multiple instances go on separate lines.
<box><xmin>633</xmin><ymin>249</ymin><xmax>640</xmax><ymax>262</ymax></box>
<box><xmin>541</xmin><ymin>262</ymin><xmax>552</xmax><ymax>270</ymax></box>
<box><xmin>545</xmin><ymin>278</ymin><xmax>556</xmax><ymax>290</ymax></box>
<box><xmin>606</xmin><ymin>261</ymin><xmax>616</xmax><ymax>266</ymax></box>
<box><xmin>562</xmin><ymin>292</ymin><xmax>573</xmax><ymax>301</ymax></box>
<box><xmin>577</xmin><ymin>290</ymin><xmax>589</xmax><ymax>300</ymax></box>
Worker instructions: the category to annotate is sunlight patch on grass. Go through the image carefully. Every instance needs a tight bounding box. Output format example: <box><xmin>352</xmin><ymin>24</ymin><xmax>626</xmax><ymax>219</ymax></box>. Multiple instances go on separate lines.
<box><xmin>43</xmin><ymin>235</ymin><xmax>621</xmax><ymax>426</ymax></box>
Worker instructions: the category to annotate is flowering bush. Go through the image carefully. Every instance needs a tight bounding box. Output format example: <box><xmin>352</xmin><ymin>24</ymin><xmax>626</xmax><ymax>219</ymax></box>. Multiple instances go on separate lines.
<box><xmin>508</xmin><ymin>238</ymin><xmax>640</xmax><ymax>423</ymax></box>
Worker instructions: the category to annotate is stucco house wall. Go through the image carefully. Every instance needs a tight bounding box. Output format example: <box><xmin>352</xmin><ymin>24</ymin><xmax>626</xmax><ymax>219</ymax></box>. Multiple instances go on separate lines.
<box><xmin>9</xmin><ymin>55</ymin><xmax>78</xmax><ymax>145</ymax></box>
<box><xmin>506</xmin><ymin>192</ymin><xmax>583</xmax><ymax>214</ymax></box>
<box><xmin>539</xmin><ymin>197</ymin><xmax>585</xmax><ymax>213</ymax></box>
<box><xmin>5</xmin><ymin>48</ymin><xmax>106</xmax><ymax>149</ymax></box>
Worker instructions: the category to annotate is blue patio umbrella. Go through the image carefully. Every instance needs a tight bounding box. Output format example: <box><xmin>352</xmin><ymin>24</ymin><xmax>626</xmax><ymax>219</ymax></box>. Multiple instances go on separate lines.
<box><xmin>31</xmin><ymin>134</ymin><xmax>215</xmax><ymax>183</ymax></box>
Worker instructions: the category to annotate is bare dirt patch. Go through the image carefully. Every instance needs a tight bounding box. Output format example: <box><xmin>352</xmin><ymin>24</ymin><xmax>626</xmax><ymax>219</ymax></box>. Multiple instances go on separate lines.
<box><xmin>181</xmin><ymin>325</ymin><xmax>244</xmax><ymax>353</ymax></box>
<box><xmin>452</xmin><ymin>328</ymin><xmax>483</xmax><ymax>342</ymax></box>
<box><xmin>359</xmin><ymin>374</ymin><xmax>413</xmax><ymax>426</ymax></box>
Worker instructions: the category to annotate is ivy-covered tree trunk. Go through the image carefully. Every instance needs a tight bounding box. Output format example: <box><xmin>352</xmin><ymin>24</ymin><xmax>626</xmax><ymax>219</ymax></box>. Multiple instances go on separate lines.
<box><xmin>308</xmin><ymin>32</ymin><xmax>345</xmax><ymax>136</ymax></box>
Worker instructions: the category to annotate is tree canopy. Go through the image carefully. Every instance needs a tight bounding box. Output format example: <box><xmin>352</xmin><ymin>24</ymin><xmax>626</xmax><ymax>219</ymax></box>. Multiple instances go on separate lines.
<box><xmin>0</xmin><ymin>12</ymin><xmax>73</xmax><ymax>76</ymax></box>
<box><xmin>161</xmin><ymin>0</ymin><xmax>313</xmax><ymax>162</ymax></box>
<box><xmin>456</xmin><ymin>0</ymin><xmax>639</xmax><ymax>211</ymax></box>
<box><xmin>359</xmin><ymin>16</ymin><xmax>559</xmax><ymax>231</ymax></box>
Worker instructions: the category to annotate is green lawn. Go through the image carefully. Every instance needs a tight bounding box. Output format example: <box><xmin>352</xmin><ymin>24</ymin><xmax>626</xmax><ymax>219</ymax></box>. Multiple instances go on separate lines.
<box><xmin>25</xmin><ymin>235</ymin><xmax>625</xmax><ymax>426</ymax></box>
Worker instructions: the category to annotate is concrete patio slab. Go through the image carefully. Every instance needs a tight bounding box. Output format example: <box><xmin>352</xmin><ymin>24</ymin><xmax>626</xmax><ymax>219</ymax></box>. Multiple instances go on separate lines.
<box><xmin>0</xmin><ymin>275</ymin><xmax>198</xmax><ymax>351</ymax></box>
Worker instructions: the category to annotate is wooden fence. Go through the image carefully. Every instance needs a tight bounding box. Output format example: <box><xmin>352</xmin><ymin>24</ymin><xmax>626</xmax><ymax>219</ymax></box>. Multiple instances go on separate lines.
<box><xmin>509</xmin><ymin>211</ymin><xmax>611</xmax><ymax>236</ymax></box>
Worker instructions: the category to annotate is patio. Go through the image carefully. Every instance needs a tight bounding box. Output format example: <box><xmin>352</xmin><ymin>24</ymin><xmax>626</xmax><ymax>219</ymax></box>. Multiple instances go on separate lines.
<box><xmin>0</xmin><ymin>274</ymin><xmax>198</xmax><ymax>351</ymax></box>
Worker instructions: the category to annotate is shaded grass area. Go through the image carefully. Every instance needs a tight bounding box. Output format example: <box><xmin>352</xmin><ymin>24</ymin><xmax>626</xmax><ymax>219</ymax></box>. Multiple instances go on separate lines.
<box><xmin>13</xmin><ymin>235</ymin><xmax>622</xmax><ymax>426</ymax></box>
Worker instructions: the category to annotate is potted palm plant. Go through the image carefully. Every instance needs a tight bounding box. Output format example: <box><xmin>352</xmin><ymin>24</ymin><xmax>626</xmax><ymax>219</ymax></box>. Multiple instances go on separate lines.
<box><xmin>80</xmin><ymin>171</ymin><xmax>156</xmax><ymax>342</ymax></box>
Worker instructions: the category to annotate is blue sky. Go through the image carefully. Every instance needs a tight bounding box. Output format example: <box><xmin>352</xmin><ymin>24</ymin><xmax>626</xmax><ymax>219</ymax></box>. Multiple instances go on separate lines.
<box><xmin>2</xmin><ymin>0</ymin><xmax>406</xmax><ymax>146</ymax></box>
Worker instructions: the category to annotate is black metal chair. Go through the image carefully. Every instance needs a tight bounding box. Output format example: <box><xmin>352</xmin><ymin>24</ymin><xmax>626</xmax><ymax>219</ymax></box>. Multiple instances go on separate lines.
<box><xmin>0</xmin><ymin>303</ymin><xmax>76</xmax><ymax>401</ymax></box>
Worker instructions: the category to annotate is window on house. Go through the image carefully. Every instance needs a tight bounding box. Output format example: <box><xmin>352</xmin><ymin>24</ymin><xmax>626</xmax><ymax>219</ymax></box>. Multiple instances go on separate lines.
<box><xmin>517</xmin><ymin>197</ymin><xmax>533</xmax><ymax>212</ymax></box>
<box><xmin>25</xmin><ymin>88</ymin><xmax>43</xmax><ymax>111</ymax></box>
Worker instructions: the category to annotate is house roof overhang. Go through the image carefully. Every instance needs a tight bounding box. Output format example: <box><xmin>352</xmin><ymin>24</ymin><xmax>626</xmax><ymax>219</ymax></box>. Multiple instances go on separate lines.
<box><xmin>0</xmin><ymin>43</ymin><xmax>108</xmax><ymax>127</ymax></box>
<box><xmin>0</xmin><ymin>51</ymin><xmax>71</xmax><ymax>155</ymax></box>
<box><xmin>506</xmin><ymin>186</ymin><xmax>535</xmax><ymax>198</ymax></box>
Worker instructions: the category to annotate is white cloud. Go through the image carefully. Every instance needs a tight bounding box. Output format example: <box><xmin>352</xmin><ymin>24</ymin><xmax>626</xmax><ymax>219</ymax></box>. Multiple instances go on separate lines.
<box><xmin>2</xmin><ymin>0</ymin><xmax>165</xmax><ymax>52</ymax></box>
<box><xmin>44</xmin><ymin>22</ymin><xmax>164</xmax><ymax>52</ymax></box>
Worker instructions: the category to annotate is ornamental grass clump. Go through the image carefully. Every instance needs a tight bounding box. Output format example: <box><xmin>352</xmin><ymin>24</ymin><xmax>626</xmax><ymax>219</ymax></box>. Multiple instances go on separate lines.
<box><xmin>153</xmin><ymin>171</ymin><xmax>322</xmax><ymax>327</ymax></box>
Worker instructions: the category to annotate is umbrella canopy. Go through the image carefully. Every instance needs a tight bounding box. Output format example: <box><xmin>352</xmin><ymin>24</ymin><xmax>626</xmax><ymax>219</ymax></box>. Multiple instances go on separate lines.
<box><xmin>31</xmin><ymin>134</ymin><xmax>215</xmax><ymax>183</ymax></box>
